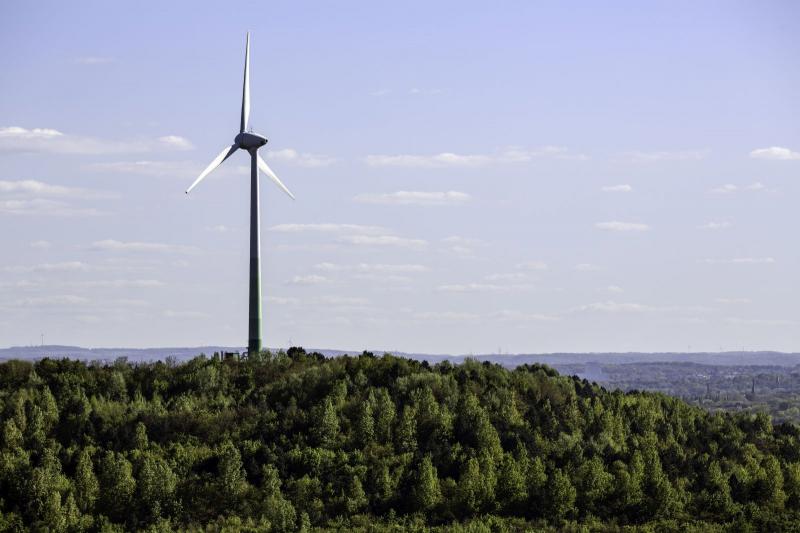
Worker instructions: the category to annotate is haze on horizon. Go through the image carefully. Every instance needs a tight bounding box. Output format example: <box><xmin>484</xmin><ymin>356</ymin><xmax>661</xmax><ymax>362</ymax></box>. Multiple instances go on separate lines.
<box><xmin>1</xmin><ymin>1</ymin><xmax>798</xmax><ymax>354</ymax></box>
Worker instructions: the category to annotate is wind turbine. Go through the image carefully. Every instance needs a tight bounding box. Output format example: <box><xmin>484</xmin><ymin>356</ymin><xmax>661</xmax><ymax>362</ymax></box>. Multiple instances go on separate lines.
<box><xmin>185</xmin><ymin>32</ymin><xmax>294</xmax><ymax>356</ymax></box>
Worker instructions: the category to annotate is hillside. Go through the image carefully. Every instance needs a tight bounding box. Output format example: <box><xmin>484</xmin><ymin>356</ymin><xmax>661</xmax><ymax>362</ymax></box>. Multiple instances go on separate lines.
<box><xmin>1</xmin><ymin>349</ymin><xmax>799</xmax><ymax>531</ymax></box>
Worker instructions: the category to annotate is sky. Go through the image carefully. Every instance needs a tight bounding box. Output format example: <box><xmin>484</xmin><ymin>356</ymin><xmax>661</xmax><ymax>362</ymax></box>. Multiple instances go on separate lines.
<box><xmin>1</xmin><ymin>1</ymin><xmax>799</xmax><ymax>354</ymax></box>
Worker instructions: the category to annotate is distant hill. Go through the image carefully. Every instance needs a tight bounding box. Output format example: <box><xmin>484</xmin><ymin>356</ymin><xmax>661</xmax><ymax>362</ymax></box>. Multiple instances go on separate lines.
<box><xmin>2</xmin><ymin>344</ymin><xmax>799</xmax><ymax>367</ymax></box>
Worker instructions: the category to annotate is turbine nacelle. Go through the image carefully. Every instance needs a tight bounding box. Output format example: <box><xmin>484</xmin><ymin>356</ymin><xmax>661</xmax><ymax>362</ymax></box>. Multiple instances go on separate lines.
<box><xmin>235</xmin><ymin>132</ymin><xmax>268</xmax><ymax>150</ymax></box>
<box><xmin>184</xmin><ymin>33</ymin><xmax>294</xmax><ymax>199</ymax></box>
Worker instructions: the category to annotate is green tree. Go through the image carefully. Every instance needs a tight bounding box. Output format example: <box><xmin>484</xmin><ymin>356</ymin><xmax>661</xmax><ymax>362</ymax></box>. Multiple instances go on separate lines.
<box><xmin>497</xmin><ymin>453</ymin><xmax>527</xmax><ymax>513</ymax></box>
<box><xmin>396</xmin><ymin>406</ymin><xmax>417</xmax><ymax>454</ymax></box>
<box><xmin>75</xmin><ymin>448</ymin><xmax>99</xmax><ymax>513</ymax></box>
<box><xmin>457</xmin><ymin>457</ymin><xmax>483</xmax><ymax>515</ymax></box>
<box><xmin>524</xmin><ymin>455</ymin><xmax>548</xmax><ymax>514</ymax></box>
<box><xmin>374</xmin><ymin>389</ymin><xmax>396</xmax><ymax>443</ymax></box>
<box><xmin>260</xmin><ymin>464</ymin><xmax>296</xmax><ymax>532</ymax></box>
<box><xmin>356</xmin><ymin>399</ymin><xmax>375</xmax><ymax>446</ymax></box>
<box><xmin>217</xmin><ymin>441</ymin><xmax>248</xmax><ymax>499</ymax></box>
<box><xmin>136</xmin><ymin>452</ymin><xmax>177</xmax><ymax>520</ymax></box>
<box><xmin>98</xmin><ymin>451</ymin><xmax>136</xmax><ymax>522</ymax></box>
<box><xmin>753</xmin><ymin>456</ymin><xmax>786</xmax><ymax>509</ymax></box>
<box><xmin>547</xmin><ymin>467</ymin><xmax>576</xmax><ymax>520</ymax></box>
<box><xmin>26</xmin><ymin>448</ymin><xmax>67</xmax><ymax>528</ymax></box>
<box><xmin>345</xmin><ymin>476</ymin><xmax>368</xmax><ymax>514</ymax></box>
<box><xmin>314</xmin><ymin>397</ymin><xmax>340</xmax><ymax>448</ymax></box>
<box><xmin>577</xmin><ymin>456</ymin><xmax>613</xmax><ymax>514</ymax></box>
<box><xmin>373</xmin><ymin>464</ymin><xmax>394</xmax><ymax>507</ymax></box>
<box><xmin>133</xmin><ymin>422</ymin><xmax>149</xmax><ymax>450</ymax></box>
<box><xmin>413</xmin><ymin>455</ymin><xmax>441</xmax><ymax>511</ymax></box>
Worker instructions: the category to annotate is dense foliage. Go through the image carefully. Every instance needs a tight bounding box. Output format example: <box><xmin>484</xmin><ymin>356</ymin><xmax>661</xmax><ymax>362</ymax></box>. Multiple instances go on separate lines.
<box><xmin>1</xmin><ymin>349</ymin><xmax>800</xmax><ymax>531</ymax></box>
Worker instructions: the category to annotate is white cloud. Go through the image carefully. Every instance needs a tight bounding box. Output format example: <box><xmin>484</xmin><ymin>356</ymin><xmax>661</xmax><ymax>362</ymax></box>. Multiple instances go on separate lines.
<box><xmin>437</xmin><ymin>282</ymin><xmax>535</xmax><ymax>293</ymax></box>
<box><xmin>0</xmin><ymin>279</ymin><xmax>44</xmax><ymax>289</ymax></box>
<box><xmin>442</xmin><ymin>236</ymin><xmax>483</xmax><ymax>246</ymax></box>
<box><xmin>700</xmin><ymin>257</ymin><xmax>775</xmax><ymax>265</ymax></box>
<box><xmin>72</xmin><ymin>279</ymin><xmax>165</xmax><ymax>288</ymax></box>
<box><xmin>269</xmin><ymin>223</ymin><xmax>387</xmax><ymax>234</ymax></box>
<box><xmin>709</xmin><ymin>182</ymin><xmax>767</xmax><ymax>194</ymax></box>
<box><xmin>724</xmin><ymin>317</ymin><xmax>797</xmax><ymax>326</ymax></box>
<box><xmin>318</xmin><ymin>295</ymin><xmax>370</xmax><ymax>306</ymax></box>
<box><xmin>437</xmin><ymin>283</ymin><xmax>505</xmax><ymax>293</ymax></box>
<box><xmin>409</xmin><ymin>88</ymin><xmax>445</xmax><ymax>95</ymax></box>
<box><xmin>497</xmin><ymin>145</ymin><xmax>586</xmax><ymax>162</ymax></box>
<box><xmin>115</xmin><ymin>299</ymin><xmax>150</xmax><ymax>308</ymax></box>
<box><xmin>484</xmin><ymin>272</ymin><xmax>528</xmax><ymax>282</ymax></box>
<box><xmin>157</xmin><ymin>136</ymin><xmax>194</xmax><ymax>150</ymax></box>
<box><xmin>576</xmin><ymin>301</ymin><xmax>655</xmax><ymax>313</ymax></box>
<box><xmin>413</xmin><ymin>309</ymin><xmax>558</xmax><ymax>324</ymax></box>
<box><xmin>716</xmin><ymin>298</ymin><xmax>751</xmax><ymax>304</ymax></box>
<box><xmin>338</xmin><ymin>235</ymin><xmax>428</xmax><ymax>249</ymax></box>
<box><xmin>267</xmin><ymin>296</ymin><xmax>300</xmax><ymax>305</ymax></box>
<box><xmin>287</xmin><ymin>274</ymin><xmax>329</xmax><ymax>286</ymax></box>
<box><xmin>601</xmin><ymin>184</ymin><xmax>632</xmax><ymax>193</ymax></box>
<box><xmin>355</xmin><ymin>273</ymin><xmax>413</xmax><ymax>284</ymax></box>
<box><xmin>575</xmin><ymin>300</ymin><xmax>711</xmax><ymax>314</ymax></box>
<box><xmin>413</xmin><ymin>311</ymin><xmax>481</xmax><ymax>322</ymax></box>
<box><xmin>0</xmin><ymin>126</ymin><xmax>194</xmax><ymax>155</ymax></box>
<box><xmin>490</xmin><ymin>310</ymin><xmax>559</xmax><ymax>322</ymax></box>
<box><xmin>354</xmin><ymin>190</ymin><xmax>471</xmax><ymax>206</ymax></box>
<box><xmin>361</xmin><ymin>263</ymin><xmax>429</xmax><ymax>273</ymax></box>
<box><xmin>698</xmin><ymin>221</ymin><xmax>732</xmax><ymax>230</ymax></box>
<box><xmin>30</xmin><ymin>240</ymin><xmax>51</xmax><ymax>249</ymax></box>
<box><xmin>11</xmin><ymin>295</ymin><xmax>91</xmax><ymax>308</ymax></box>
<box><xmin>595</xmin><ymin>221</ymin><xmax>650</xmax><ymax>232</ymax></box>
<box><xmin>163</xmin><ymin>310</ymin><xmax>209</xmax><ymax>319</ymax></box>
<box><xmin>364</xmin><ymin>146</ymin><xmax>584</xmax><ymax>167</ymax></box>
<box><xmin>4</xmin><ymin>261</ymin><xmax>91</xmax><ymax>273</ymax></box>
<box><xmin>0</xmin><ymin>180</ymin><xmax>114</xmax><ymax>216</ymax></box>
<box><xmin>440</xmin><ymin>236</ymin><xmax>485</xmax><ymax>256</ymax></box>
<box><xmin>0</xmin><ymin>179</ymin><xmax>98</xmax><ymax>197</ymax></box>
<box><xmin>314</xmin><ymin>262</ymin><xmax>429</xmax><ymax>273</ymax></box>
<box><xmin>710</xmin><ymin>184</ymin><xmax>738</xmax><ymax>194</ymax></box>
<box><xmin>516</xmin><ymin>260</ymin><xmax>548</xmax><ymax>271</ymax></box>
<box><xmin>308</xmin><ymin>263</ymin><xmax>420</xmax><ymax>284</ymax></box>
<box><xmin>574</xmin><ymin>263</ymin><xmax>600</xmax><ymax>271</ymax></box>
<box><xmin>365</xmin><ymin>153</ymin><xmax>490</xmax><ymax>168</ymax></box>
<box><xmin>749</xmin><ymin>146</ymin><xmax>800</xmax><ymax>160</ymax></box>
<box><xmin>75</xmin><ymin>56</ymin><xmax>113</xmax><ymax>65</ymax></box>
<box><xmin>626</xmin><ymin>150</ymin><xmax>706</xmax><ymax>162</ymax></box>
<box><xmin>599</xmin><ymin>285</ymin><xmax>624</xmax><ymax>293</ymax></box>
<box><xmin>0</xmin><ymin>198</ymin><xmax>106</xmax><ymax>216</ymax></box>
<box><xmin>90</xmin><ymin>239</ymin><xmax>198</xmax><ymax>253</ymax></box>
<box><xmin>88</xmin><ymin>160</ymin><xmax>199</xmax><ymax>177</ymax></box>
<box><xmin>265</xmin><ymin>148</ymin><xmax>336</xmax><ymax>168</ymax></box>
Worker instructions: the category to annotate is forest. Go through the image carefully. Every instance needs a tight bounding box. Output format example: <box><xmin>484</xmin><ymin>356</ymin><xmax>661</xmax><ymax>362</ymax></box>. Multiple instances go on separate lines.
<box><xmin>1</xmin><ymin>349</ymin><xmax>799</xmax><ymax>532</ymax></box>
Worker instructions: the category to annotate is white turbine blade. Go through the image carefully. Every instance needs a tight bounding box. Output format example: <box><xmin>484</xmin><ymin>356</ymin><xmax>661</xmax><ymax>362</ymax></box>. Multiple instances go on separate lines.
<box><xmin>240</xmin><ymin>32</ymin><xmax>250</xmax><ymax>133</ymax></box>
<box><xmin>185</xmin><ymin>145</ymin><xmax>238</xmax><ymax>194</ymax></box>
<box><xmin>257</xmin><ymin>154</ymin><xmax>295</xmax><ymax>200</ymax></box>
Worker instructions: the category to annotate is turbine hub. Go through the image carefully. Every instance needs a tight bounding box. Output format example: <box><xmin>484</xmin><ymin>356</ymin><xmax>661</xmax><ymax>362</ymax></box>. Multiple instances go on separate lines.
<box><xmin>235</xmin><ymin>132</ymin><xmax>268</xmax><ymax>150</ymax></box>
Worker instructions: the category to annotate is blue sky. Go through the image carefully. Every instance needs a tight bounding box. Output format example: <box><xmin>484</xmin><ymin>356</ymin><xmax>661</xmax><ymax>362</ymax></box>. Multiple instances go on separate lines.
<box><xmin>1</xmin><ymin>1</ymin><xmax>798</xmax><ymax>353</ymax></box>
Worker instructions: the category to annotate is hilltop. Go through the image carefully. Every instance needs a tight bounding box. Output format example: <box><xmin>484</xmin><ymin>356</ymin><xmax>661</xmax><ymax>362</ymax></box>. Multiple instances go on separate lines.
<box><xmin>0</xmin><ymin>348</ymin><xmax>799</xmax><ymax>531</ymax></box>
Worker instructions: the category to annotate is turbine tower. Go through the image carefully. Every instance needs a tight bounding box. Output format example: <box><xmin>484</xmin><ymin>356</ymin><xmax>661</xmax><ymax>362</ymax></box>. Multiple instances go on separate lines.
<box><xmin>185</xmin><ymin>33</ymin><xmax>294</xmax><ymax>356</ymax></box>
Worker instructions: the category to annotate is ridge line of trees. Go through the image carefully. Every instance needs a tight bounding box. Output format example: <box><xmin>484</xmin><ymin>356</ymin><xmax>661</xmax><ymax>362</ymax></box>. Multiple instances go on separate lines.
<box><xmin>1</xmin><ymin>348</ymin><xmax>799</xmax><ymax>531</ymax></box>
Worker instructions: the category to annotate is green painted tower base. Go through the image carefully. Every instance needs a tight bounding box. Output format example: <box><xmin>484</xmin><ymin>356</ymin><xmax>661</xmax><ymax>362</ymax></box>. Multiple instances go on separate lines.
<box><xmin>247</xmin><ymin>150</ymin><xmax>262</xmax><ymax>356</ymax></box>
